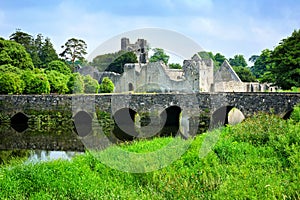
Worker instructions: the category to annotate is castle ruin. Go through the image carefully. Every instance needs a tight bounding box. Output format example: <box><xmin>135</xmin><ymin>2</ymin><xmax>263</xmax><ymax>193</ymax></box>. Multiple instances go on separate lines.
<box><xmin>81</xmin><ymin>38</ymin><xmax>276</xmax><ymax>93</ymax></box>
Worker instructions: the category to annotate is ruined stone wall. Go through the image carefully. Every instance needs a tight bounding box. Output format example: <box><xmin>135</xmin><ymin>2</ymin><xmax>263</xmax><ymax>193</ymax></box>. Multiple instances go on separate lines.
<box><xmin>114</xmin><ymin>62</ymin><xmax>194</xmax><ymax>93</ymax></box>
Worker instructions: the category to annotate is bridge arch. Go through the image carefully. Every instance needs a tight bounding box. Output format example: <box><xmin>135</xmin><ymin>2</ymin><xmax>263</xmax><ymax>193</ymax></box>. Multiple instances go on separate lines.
<box><xmin>282</xmin><ymin>109</ymin><xmax>294</xmax><ymax>120</ymax></box>
<box><xmin>73</xmin><ymin>111</ymin><xmax>93</xmax><ymax>137</ymax></box>
<box><xmin>112</xmin><ymin>108</ymin><xmax>138</xmax><ymax>141</ymax></box>
<box><xmin>211</xmin><ymin>106</ymin><xmax>245</xmax><ymax>128</ymax></box>
<box><xmin>159</xmin><ymin>105</ymin><xmax>182</xmax><ymax>137</ymax></box>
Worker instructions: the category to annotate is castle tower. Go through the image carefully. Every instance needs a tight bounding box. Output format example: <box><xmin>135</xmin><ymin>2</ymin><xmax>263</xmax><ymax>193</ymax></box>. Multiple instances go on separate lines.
<box><xmin>121</xmin><ymin>37</ymin><xmax>130</xmax><ymax>51</ymax></box>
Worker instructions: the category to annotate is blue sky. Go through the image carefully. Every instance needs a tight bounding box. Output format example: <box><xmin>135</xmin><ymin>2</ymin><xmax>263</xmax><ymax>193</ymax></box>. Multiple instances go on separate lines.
<box><xmin>0</xmin><ymin>0</ymin><xmax>299</xmax><ymax>63</ymax></box>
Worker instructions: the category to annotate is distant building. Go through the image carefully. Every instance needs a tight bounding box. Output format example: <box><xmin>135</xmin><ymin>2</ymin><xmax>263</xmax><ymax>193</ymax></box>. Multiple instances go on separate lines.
<box><xmin>80</xmin><ymin>38</ymin><xmax>276</xmax><ymax>93</ymax></box>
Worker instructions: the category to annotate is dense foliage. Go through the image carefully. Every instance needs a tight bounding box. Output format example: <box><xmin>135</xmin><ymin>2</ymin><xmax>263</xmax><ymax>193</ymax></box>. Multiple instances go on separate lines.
<box><xmin>149</xmin><ymin>48</ymin><xmax>170</xmax><ymax>65</ymax></box>
<box><xmin>228</xmin><ymin>55</ymin><xmax>257</xmax><ymax>82</ymax></box>
<box><xmin>83</xmin><ymin>75</ymin><xmax>100</xmax><ymax>93</ymax></box>
<box><xmin>9</xmin><ymin>30</ymin><xmax>58</xmax><ymax>68</ymax></box>
<box><xmin>45</xmin><ymin>60</ymin><xmax>71</xmax><ymax>75</ymax></box>
<box><xmin>99</xmin><ymin>77</ymin><xmax>114</xmax><ymax>93</ymax></box>
<box><xmin>269</xmin><ymin>30</ymin><xmax>300</xmax><ymax>89</ymax></box>
<box><xmin>46</xmin><ymin>70</ymin><xmax>69</xmax><ymax>94</ymax></box>
<box><xmin>0</xmin><ymin>72</ymin><xmax>24</xmax><ymax>94</ymax></box>
<box><xmin>105</xmin><ymin>51</ymin><xmax>138</xmax><ymax>74</ymax></box>
<box><xmin>21</xmin><ymin>70</ymin><xmax>51</xmax><ymax>94</ymax></box>
<box><xmin>250</xmin><ymin>29</ymin><xmax>300</xmax><ymax>89</ymax></box>
<box><xmin>0</xmin><ymin>33</ymin><xmax>102</xmax><ymax>94</ymax></box>
<box><xmin>91</xmin><ymin>50</ymin><xmax>127</xmax><ymax>72</ymax></box>
<box><xmin>59</xmin><ymin>38</ymin><xmax>87</xmax><ymax>67</ymax></box>
<box><xmin>0</xmin><ymin>111</ymin><xmax>299</xmax><ymax>199</ymax></box>
<box><xmin>232</xmin><ymin>66</ymin><xmax>257</xmax><ymax>82</ymax></box>
<box><xmin>169</xmin><ymin>63</ymin><xmax>182</xmax><ymax>69</ymax></box>
<box><xmin>0</xmin><ymin>38</ymin><xmax>34</xmax><ymax>70</ymax></box>
<box><xmin>67</xmin><ymin>72</ymin><xmax>85</xmax><ymax>94</ymax></box>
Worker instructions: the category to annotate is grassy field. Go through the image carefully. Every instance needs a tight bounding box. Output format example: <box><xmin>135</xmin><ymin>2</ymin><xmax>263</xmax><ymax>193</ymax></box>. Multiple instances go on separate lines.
<box><xmin>0</xmin><ymin>112</ymin><xmax>299</xmax><ymax>199</ymax></box>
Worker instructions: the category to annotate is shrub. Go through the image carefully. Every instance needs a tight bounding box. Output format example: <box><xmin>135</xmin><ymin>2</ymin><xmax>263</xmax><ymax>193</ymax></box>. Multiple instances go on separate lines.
<box><xmin>46</xmin><ymin>60</ymin><xmax>71</xmax><ymax>75</ymax></box>
<box><xmin>0</xmin><ymin>64</ymin><xmax>22</xmax><ymax>74</ymax></box>
<box><xmin>99</xmin><ymin>77</ymin><xmax>114</xmax><ymax>93</ymax></box>
<box><xmin>291</xmin><ymin>104</ymin><xmax>300</xmax><ymax>122</ymax></box>
<box><xmin>46</xmin><ymin>70</ymin><xmax>69</xmax><ymax>94</ymax></box>
<box><xmin>83</xmin><ymin>75</ymin><xmax>99</xmax><ymax>94</ymax></box>
<box><xmin>0</xmin><ymin>39</ymin><xmax>34</xmax><ymax>70</ymax></box>
<box><xmin>21</xmin><ymin>70</ymin><xmax>50</xmax><ymax>94</ymax></box>
<box><xmin>67</xmin><ymin>73</ymin><xmax>84</xmax><ymax>94</ymax></box>
<box><xmin>0</xmin><ymin>72</ymin><xmax>24</xmax><ymax>94</ymax></box>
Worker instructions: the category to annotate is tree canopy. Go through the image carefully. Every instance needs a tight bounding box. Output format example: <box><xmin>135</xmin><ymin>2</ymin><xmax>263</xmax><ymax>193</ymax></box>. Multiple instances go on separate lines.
<box><xmin>60</xmin><ymin>38</ymin><xmax>87</xmax><ymax>67</ymax></box>
<box><xmin>197</xmin><ymin>51</ymin><xmax>226</xmax><ymax>70</ymax></box>
<box><xmin>0</xmin><ymin>38</ymin><xmax>34</xmax><ymax>70</ymax></box>
<box><xmin>105</xmin><ymin>51</ymin><xmax>138</xmax><ymax>74</ymax></box>
<box><xmin>99</xmin><ymin>77</ymin><xmax>114</xmax><ymax>93</ymax></box>
<box><xmin>249</xmin><ymin>49</ymin><xmax>272</xmax><ymax>79</ymax></box>
<box><xmin>149</xmin><ymin>48</ymin><xmax>170</xmax><ymax>65</ymax></box>
<box><xmin>91</xmin><ymin>50</ymin><xmax>127</xmax><ymax>72</ymax></box>
<box><xmin>269</xmin><ymin>30</ymin><xmax>300</xmax><ymax>89</ymax></box>
<box><xmin>46</xmin><ymin>60</ymin><xmax>71</xmax><ymax>75</ymax></box>
<box><xmin>9</xmin><ymin>30</ymin><xmax>58</xmax><ymax>68</ymax></box>
<box><xmin>229</xmin><ymin>55</ymin><xmax>248</xmax><ymax>67</ymax></box>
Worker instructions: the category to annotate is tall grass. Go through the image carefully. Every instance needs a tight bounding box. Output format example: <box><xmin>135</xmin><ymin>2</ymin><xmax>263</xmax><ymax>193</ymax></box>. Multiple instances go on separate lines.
<box><xmin>0</xmin><ymin>112</ymin><xmax>299</xmax><ymax>199</ymax></box>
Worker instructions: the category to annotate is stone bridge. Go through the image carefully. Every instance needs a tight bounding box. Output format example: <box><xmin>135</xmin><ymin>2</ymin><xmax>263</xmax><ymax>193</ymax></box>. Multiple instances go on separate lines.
<box><xmin>0</xmin><ymin>93</ymin><xmax>299</xmax><ymax>150</ymax></box>
<box><xmin>0</xmin><ymin>93</ymin><xmax>300</xmax><ymax>133</ymax></box>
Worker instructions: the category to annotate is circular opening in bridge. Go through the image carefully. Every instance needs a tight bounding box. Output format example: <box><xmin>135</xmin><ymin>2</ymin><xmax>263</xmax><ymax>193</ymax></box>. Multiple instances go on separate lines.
<box><xmin>10</xmin><ymin>112</ymin><xmax>29</xmax><ymax>132</ymax></box>
<box><xmin>73</xmin><ymin>111</ymin><xmax>93</xmax><ymax>137</ymax></box>
<box><xmin>211</xmin><ymin>106</ymin><xmax>245</xmax><ymax>129</ymax></box>
<box><xmin>282</xmin><ymin>109</ymin><xmax>293</xmax><ymax>120</ymax></box>
<box><xmin>160</xmin><ymin>106</ymin><xmax>182</xmax><ymax>137</ymax></box>
<box><xmin>112</xmin><ymin>108</ymin><xmax>138</xmax><ymax>141</ymax></box>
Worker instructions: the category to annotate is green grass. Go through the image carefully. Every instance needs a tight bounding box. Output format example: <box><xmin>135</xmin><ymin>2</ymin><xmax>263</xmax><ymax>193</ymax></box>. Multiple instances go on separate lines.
<box><xmin>0</xmin><ymin>113</ymin><xmax>300</xmax><ymax>199</ymax></box>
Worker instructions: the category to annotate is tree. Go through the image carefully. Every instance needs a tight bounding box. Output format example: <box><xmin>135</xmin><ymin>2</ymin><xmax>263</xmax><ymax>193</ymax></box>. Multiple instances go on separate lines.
<box><xmin>60</xmin><ymin>38</ymin><xmax>87</xmax><ymax>67</ymax></box>
<box><xmin>9</xmin><ymin>29</ymin><xmax>33</xmax><ymax>54</ymax></box>
<box><xmin>83</xmin><ymin>75</ymin><xmax>99</xmax><ymax>93</ymax></box>
<box><xmin>46</xmin><ymin>60</ymin><xmax>71</xmax><ymax>75</ymax></box>
<box><xmin>67</xmin><ymin>72</ymin><xmax>84</xmax><ymax>94</ymax></box>
<box><xmin>169</xmin><ymin>63</ymin><xmax>182</xmax><ymax>69</ymax></box>
<box><xmin>269</xmin><ymin>29</ymin><xmax>300</xmax><ymax>89</ymax></box>
<box><xmin>214</xmin><ymin>53</ymin><xmax>226</xmax><ymax>68</ymax></box>
<box><xmin>105</xmin><ymin>51</ymin><xmax>138</xmax><ymax>74</ymax></box>
<box><xmin>233</xmin><ymin>66</ymin><xmax>256</xmax><ymax>82</ymax></box>
<box><xmin>99</xmin><ymin>77</ymin><xmax>114</xmax><ymax>93</ymax></box>
<box><xmin>40</xmin><ymin>37</ymin><xmax>58</xmax><ymax>66</ymax></box>
<box><xmin>149</xmin><ymin>48</ymin><xmax>169</xmax><ymax>65</ymax></box>
<box><xmin>249</xmin><ymin>49</ymin><xmax>272</xmax><ymax>79</ymax></box>
<box><xmin>9</xmin><ymin>30</ymin><xmax>58</xmax><ymax>68</ymax></box>
<box><xmin>248</xmin><ymin>55</ymin><xmax>259</xmax><ymax>63</ymax></box>
<box><xmin>91</xmin><ymin>50</ymin><xmax>128</xmax><ymax>72</ymax></box>
<box><xmin>0</xmin><ymin>38</ymin><xmax>34</xmax><ymax>70</ymax></box>
<box><xmin>46</xmin><ymin>70</ymin><xmax>69</xmax><ymax>94</ymax></box>
<box><xmin>229</xmin><ymin>55</ymin><xmax>248</xmax><ymax>67</ymax></box>
<box><xmin>197</xmin><ymin>51</ymin><xmax>225</xmax><ymax>70</ymax></box>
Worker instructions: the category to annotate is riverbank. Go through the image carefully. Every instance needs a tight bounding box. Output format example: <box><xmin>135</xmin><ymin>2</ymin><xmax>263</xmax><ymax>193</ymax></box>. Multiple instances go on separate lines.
<box><xmin>0</xmin><ymin>113</ymin><xmax>299</xmax><ymax>199</ymax></box>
